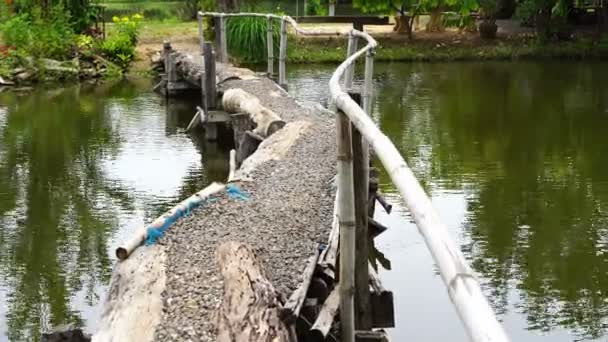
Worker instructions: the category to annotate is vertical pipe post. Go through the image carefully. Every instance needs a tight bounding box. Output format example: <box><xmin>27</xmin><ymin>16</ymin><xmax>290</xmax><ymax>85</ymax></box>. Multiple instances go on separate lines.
<box><xmin>279</xmin><ymin>18</ymin><xmax>288</xmax><ymax>90</ymax></box>
<box><xmin>267</xmin><ymin>16</ymin><xmax>274</xmax><ymax>77</ymax></box>
<box><xmin>362</xmin><ymin>48</ymin><xmax>375</xmax><ymax>115</ymax></box>
<box><xmin>329</xmin><ymin>0</ymin><xmax>336</xmax><ymax>16</ymax></box>
<box><xmin>197</xmin><ymin>12</ymin><xmax>205</xmax><ymax>55</ymax></box>
<box><xmin>343</xmin><ymin>31</ymin><xmax>358</xmax><ymax>90</ymax></box>
<box><xmin>337</xmin><ymin>110</ymin><xmax>356</xmax><ymax>342</ymax></box>
<box><xmin>220</xmin><ymin>15</ymin><xmax>228</xmax><ymax>63</ymax></box>
<box><xmin>203</xmin><ymin>42</ymin><xmax>217</xmax><ymax>110</ymax></box>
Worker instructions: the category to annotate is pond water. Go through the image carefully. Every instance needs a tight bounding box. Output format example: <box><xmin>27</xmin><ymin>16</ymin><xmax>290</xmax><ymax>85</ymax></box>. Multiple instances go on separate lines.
<box><xmin>287</xmin><ymin>61</ymin><xmax>608</xmax><ymax>342</ymax></box>
<box><xmin>1</xmin><ymin>61</ymin><xmax>607</xmax><ymax>341</ymax></box>
<box><xmin>0</xmin><ymin>80</ymin><xmax>229</xmax><ymax>341</ymax></box>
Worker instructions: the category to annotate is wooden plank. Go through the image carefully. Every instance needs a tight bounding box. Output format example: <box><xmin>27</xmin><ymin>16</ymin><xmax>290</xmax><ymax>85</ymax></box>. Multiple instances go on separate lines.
<box><xmin>368</xmin><ymin>264</ymin><xmax>394</xmax><ymax>328</ymax></box>
<box><xmin>355</xmin><ymin>330</ymin><xmax>390</xmax><ymax>342</ymax></box>
<box><xmin>295</xmin><ymin>16</ymin><xmax>390</xmax><ymax>25</ymax></box>
<box><xmin>310</xmin><ymin>286</ymin><xmax>340</xmax><ymax>340</ymax></box>
<box><xmin>371</xmin><ymin>291</ymin><xmax>395</xmax><ymax>328</ymax></box>
<box><xmin>281</xmin><ymin>247</ymin><xmax>321</xmax><ymax>323</ymax></box>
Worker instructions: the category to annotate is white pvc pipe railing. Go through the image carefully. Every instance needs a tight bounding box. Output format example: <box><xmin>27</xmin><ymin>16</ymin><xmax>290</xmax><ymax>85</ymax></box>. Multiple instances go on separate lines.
<box><xmin>197</xmin><ymin>11</ymin><xmax>510</xmax><ymax>342</ymax></box>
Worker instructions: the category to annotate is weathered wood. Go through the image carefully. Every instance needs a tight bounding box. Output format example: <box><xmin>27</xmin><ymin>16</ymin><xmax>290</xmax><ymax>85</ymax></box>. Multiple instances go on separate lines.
<box><xmin>203</xmin><ymin>42</ymin><xmax>217</xmax><ymax>109</ymax></box>
<box><xmin>355</xmin><ymin>330</ymin><xmax>390</xmax><ymax>342</ymax></box>
<box><xmin>352</xmin><ymin>125</ymin><xmax>371</xmax><ymax>330</ymax></box>
<box><xmin>267</xmin><ymin>16</ymin><xmax>275</xmax><ymax>76</ymax></box>
<box><xmin>222</xmin><ymin>88</ymin><xmax>286</xmax><ymax>138</ymax></box>
<box><xmin>336</xmin><ymin>110</ymin><xmax>355</xmax><ymax>342</ymax></box>
<box><xmin>281</xmin><ymin>248</ymin><xmax>321</xmax><ymax>323</ymax></box>
<box><xmin>376</xmin><ymin>193</ymin><xmax>392</xmax><ymax>214</ymax></box>
<box><xmin>216</xmin><ymin>241</ymin><xmax>291</xmax><ymax>342</ymax></box>
<box><xmin>371</xmin><ymin>290</ymin><xmax>395</xmax><ymax>329</ymax></box>
<box><xmin>308</xmin><ymin>277</ymin><xmax>330</xmax><ymax>302</ymax></box>
<box><xmin>231</xmin><ymin>112</ymin><xmax>255</xmax><ymax>149</ymax></box>
<box><xmin>220</xmin><ymin>15</ymin><xmax>228</xmax><ymax>63</ymax></box>
<box><xmin>368</xmin><ymin>263</ymin><xmax>395</xmax><ymax>328</ymax></box>
<box><xmin>237</xmin><ymin>131</ymin><xmax>264</xmax><ymax>168</ymax></box>
<box><xmin>279</xmin><ymin>19</ymin><xmax>288</xmax><ymax>89</ymax></box>
<box><xmin>197</xmin><ymin>13</ymin><xmax>205</xmax><ymax>54</ymax></box>
<box><xmin>368</xmin><ymin>217</ymin><xmax>388</xmax><ymax>238</ymax></box>
<box><xmin>309</xmin><ymin>286</ymin><xmax>340</xmax><ymax>340</ymax></box>
<box><xmin>319</xmin><ymin>191</ymin><xmax>340</xmax><ymax>281</ymax></box>
<box><xmin>344</xmin><ymin>33</ymin><xmax>358</xmax><ymax>91</ymax></box>
<box><xmin>186</xmin><ymin>109</ymin><xmax>202</xmax><ymax>132</ymax></box>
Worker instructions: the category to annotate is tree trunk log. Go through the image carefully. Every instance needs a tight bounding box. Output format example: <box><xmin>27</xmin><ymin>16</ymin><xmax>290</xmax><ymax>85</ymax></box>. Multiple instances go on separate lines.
<box><xmin>216</xmin><ymin>241</ymin><xmax>291</xmax><ymax>342</ymax></box>
<box><xmin>223</xmin><ymin>88</ymin><xmax>286</xmax><ymax>138</ymax></box>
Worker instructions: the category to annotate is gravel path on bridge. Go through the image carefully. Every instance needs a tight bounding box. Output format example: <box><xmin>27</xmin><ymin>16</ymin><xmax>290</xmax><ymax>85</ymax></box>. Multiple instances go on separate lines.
<box><xmin>153</xmin><ymin>77</ymin><xmax>337</xmax><ymax>341</ymax></box>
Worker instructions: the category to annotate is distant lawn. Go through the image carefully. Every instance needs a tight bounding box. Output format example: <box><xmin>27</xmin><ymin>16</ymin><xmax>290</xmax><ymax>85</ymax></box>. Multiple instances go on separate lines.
<box><xmin>101</xmin><ymin>1</ymin><xmax>190</xmax><ymax>21</ymax></box>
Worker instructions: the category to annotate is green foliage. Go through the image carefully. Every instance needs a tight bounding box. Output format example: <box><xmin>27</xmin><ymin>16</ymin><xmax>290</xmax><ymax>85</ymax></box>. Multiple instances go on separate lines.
<box><xmin>0</xmin><ymin>6</ymin><xmax>75</xmax><ymax>59</ymax></box>
<box><xmin>306</xmin><ymin>0</ymin><xmax>328</xmax><ymax>15</ymax></box>
<box><xmin>226</xmin><ymin>13</ymin><xmax>279</xmax><ymax>63</ymax></box>
<box><xmin>100</xmin><ymin>15</ymin><xmax>143</xmax><ymax>69</ymax></box>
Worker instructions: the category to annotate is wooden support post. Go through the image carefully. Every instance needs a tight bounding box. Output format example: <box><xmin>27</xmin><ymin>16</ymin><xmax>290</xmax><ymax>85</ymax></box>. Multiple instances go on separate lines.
<box><xmin>352</xmin><ymin>124</ymin><xmax>371</xmax><ymax>330</ymax></box>
<box><xmin>205</xmin><ymin>123</ymin><xmax>218</xmax><ymax>140</ymax></box>
<box><xmin>279</xmin><ymin>19</ymin><xmax>288</xmax><ymax>90</ymax></box>
<box><xmin>362</xmin><ymin>48</ymin><xmax>375</xmax><ymax>115</ymax></box>
<box><xmin>267</xmin><ymin>16</ymin><xmax>274</xmax><ymax>77</ymax></box>
<box><xmin>368</xmin><ymin>264</ymin><xmax>395</xmax><ymax>328</ymax></box>
<box><xmin>203</xmin><ymin>42</ymin><xmax>217</xmax><ymax>110</ymax></box>
<box><xmin>344</xmin><ymin>32</ymin><xmax>358</xmax><ymax>90</ymax></box>
<box><xmin>162</xmin><ymin>41</ymin><xmax>172</xmax><ymax>74</ymax></box>
<box><xmin>231</xmin><ymin>113</ymin><xmax>254</xmax><ymax>150</ymax></box>
<box><xmin>197</xmin><ymin>12</ymin><xmax>205</xmax><ymax>55</ymax></box>
<box><xmin>220</xmin><ymin>15</ymin><xmax>228</xmax><ymax>63</ymax></box>
<box><xmin>336</xmin><ymin>110</ymin><xmax>355</xmax><ymax>342</ymax></box>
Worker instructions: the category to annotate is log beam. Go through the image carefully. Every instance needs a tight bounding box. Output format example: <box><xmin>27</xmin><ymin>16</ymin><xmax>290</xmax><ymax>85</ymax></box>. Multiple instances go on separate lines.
<box><xmin>216</xmin><ymin>242</ymin><xmax>291</xmax><ymax>342</ymax></box>
<box><xmin>222</xmin><ymin>88</ymin><xmax>286</xmax><ymax>138</ymax></box>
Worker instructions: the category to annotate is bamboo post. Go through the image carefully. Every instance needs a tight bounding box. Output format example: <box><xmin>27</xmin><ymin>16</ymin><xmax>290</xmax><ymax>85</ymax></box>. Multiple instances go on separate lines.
<box><xmin>329</xmin><ymin>0</ymin><xmax>336</xmax><ymax>16</ymax></box>
<box><xmin>267</xmin><ymin>16</ymin><xmax>274</xmax><ymax>77</ymax></box>
<box><xmin>362</xmin><ymin>49</ymin><xmax>374</xmax><ymax>115</ymax></box>
<box><xmin>352</xmin><ymin>112</ymin><xmax>371</xmax><ymax>328</ymax></box>
<box><xmin>197</xmin><ymin>12</ymin><xmax>205</xmax><ymax>55</ymax></box>
<box><xmin>336</xmin><ymin>110</ymin><xmax>355</xmax><ymax>342</ymax></box>
<box><xmin>203</xmin><ymin>42</ymin><xmax>217</xmax><ymax>110</ymax></box>
<box><xmin>344</xmin><ymin>32</ymin><xmax>358</xmax><ymax>90</ymax></box>
<box><xmin>220</xmin><ymin>15</ymin><xmax>228</xmax><ymax>63</ymax></box>
<box><xmin>279</xmin><ymin>18</ymin><xmax>288</xmax><ymax>90</ymax></box>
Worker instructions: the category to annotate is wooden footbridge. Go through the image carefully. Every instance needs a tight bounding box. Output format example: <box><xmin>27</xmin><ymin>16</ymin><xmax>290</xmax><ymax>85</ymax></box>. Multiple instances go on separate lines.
<box><xmin>94</xmin><ymin>11</ymin><xmax>511</xmax><ymax>342</ymax></box>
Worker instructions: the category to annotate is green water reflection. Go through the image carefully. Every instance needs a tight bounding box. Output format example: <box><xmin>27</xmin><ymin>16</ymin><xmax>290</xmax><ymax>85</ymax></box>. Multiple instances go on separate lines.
<box><xmin>375</xmin><ymin>62</ymin><xmax>608</xmax><ymax>340</ymax></box>
<box><xmin>288</xmin><ymin>61</ymin><xmax>608</xmax><ymax>341</ymax></box>
<box><xmin>0</xmin><ymin>81</ymin><xmax>228</xmax><ymax>340</ymax></box>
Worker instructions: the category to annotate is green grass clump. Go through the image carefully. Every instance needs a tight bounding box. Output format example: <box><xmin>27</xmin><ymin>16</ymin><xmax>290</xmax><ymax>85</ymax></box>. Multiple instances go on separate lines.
<box><xmin>226</xmin><ymin>15</ymin><xmax>280</xmax><ymax>63</ymax></box>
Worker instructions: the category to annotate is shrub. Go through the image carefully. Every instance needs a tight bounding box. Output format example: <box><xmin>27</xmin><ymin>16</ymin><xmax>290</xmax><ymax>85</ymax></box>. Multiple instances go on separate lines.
<box><xmin>100</xmin><ymin>14</ymin><xmax>143</xmax><ymax>69</ymax></box>
<box><xmin>0</xmin><ymin>6</ymin><xmax>75</xmax><ymax>59</ymax></box>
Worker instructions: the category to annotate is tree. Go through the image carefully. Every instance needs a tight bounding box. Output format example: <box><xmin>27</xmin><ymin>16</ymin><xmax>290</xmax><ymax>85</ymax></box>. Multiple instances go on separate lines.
<box><xmin>354</xmin><ymin>0</ymin><xmax>478</xmax><ymax>39</ymax></box>
<box><xmin>353</xmin><ymin>0</ymin><xmax>420</xmax><ymax>39</ymax></box>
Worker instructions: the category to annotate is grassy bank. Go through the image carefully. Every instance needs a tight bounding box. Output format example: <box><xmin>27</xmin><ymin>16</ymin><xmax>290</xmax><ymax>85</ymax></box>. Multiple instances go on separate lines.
<box><xmin>287</xmin><ymin>36</ymin><xmax>608</xmax><ymax>63</ymax></box>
